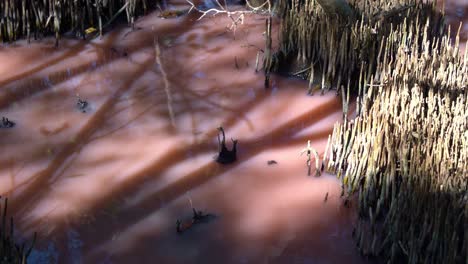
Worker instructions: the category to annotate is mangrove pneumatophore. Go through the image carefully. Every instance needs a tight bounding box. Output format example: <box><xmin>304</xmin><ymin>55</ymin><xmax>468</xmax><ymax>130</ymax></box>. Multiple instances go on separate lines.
<box><xmin>0</xmin><ymin>0</ymin><xmax>156</xmax><ymax>46</ymax></box>
<box><xmin>264</xmin><ymin>0</ymin><xmax>467</xmax><ymax>263</ymax></box>
<box><xmin>265</xmin><ymin>0</ymin><xmax>448</xmax><ymax>94</ymax></box>
<box><xmin>323</xmin><ymin>40</ymin><xmax>467</xmax><ymax>262</ymax></box>
<box><xmin>300</xmin><ymin>140</ymin><xmax>321</xmax><ymax>177</ymax></box>
<box><xmin>76</xmin><ymin>96</ymin><xmax>90</xmax><ymax>113</ymax></box>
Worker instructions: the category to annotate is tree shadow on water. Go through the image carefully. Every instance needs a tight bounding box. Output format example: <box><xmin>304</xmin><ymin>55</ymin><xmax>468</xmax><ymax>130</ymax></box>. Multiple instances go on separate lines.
<box><xmin>0</xmin><ymin>11</ymin><xmax>357</xmax><ymax>264</ymax></box>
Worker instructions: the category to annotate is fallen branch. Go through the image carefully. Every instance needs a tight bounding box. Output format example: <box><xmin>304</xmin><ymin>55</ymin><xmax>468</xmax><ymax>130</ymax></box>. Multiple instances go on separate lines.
<box><xmin>185</xmin><ymin>0</ymin><xmax>272</xmax><ymax>31</ymax></box>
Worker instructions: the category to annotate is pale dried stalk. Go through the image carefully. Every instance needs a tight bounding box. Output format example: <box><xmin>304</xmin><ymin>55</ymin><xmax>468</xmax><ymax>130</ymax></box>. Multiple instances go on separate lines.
<box><xmin>154</xmin><ymin>37</ymin><xmax>176</xmax><ymax>128</ymax></box>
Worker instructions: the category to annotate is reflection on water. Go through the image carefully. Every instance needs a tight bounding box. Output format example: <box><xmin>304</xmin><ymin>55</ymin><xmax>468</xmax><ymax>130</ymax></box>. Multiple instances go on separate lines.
<box><xmin>28</xmin><ymin>242</ymin><xmax>59</xmax><ymax>264</ymax></box>
<box><xmin>0</xmin><ymin>0</ymin><xmax>466</xmax><ymax>263</ymax></box>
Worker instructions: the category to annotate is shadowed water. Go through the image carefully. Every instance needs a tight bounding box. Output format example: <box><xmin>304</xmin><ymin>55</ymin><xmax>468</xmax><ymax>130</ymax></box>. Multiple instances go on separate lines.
<box><xmin>0</xmin><ymin>0</ymin><xmax>465</xmax><ymax>263</ymax></box>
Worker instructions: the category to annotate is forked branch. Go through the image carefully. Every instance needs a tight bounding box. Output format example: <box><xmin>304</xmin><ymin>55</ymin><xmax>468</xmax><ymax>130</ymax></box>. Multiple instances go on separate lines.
<box><xmin>185</xmin><ymin>0</ymin><xmax>272</xmax><ymax>31</ymax></box>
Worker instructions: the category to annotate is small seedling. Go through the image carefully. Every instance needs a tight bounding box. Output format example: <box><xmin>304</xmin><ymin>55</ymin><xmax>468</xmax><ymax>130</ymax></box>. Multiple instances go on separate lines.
<box><xmin>0</xmin><ymin>117</ymin><xmax>15</xmax><ymax>128</ymax></box>
<box><xmin>300</xmin><ymin>140</ymin><xmax>321</xmax><ymax>176</ymax></box>
<box><xmin>216</xmin><ymin>127</ymin><xmax>238</xmax><ymax>164</ymax></box>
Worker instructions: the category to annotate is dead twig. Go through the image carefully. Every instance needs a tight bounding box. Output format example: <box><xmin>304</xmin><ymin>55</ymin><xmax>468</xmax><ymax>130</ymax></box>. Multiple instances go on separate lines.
<box><xmin>185</xmin><ymin>0</ymin><xmax>272</xmax><ymax>32</ymax></box>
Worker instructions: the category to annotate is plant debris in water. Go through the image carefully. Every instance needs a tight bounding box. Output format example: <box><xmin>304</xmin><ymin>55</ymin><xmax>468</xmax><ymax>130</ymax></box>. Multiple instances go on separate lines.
<box><xmin>216</xmin><ymin>127</ymin><xmax>238</xmax><ymax>164</ymax></box>
<box><xmin>176</xmin><ymin>208</ymin><xmax>215</xmax><ymax>234</ymax></box>
<box><xmin>76</xmin><ymin>96</ymin><xmax>89</xmax><ymax>113</ymax></box>
<box><xmin>264</xmin><ymin>0</ymin><xmax>467</xmax><ymax>263</ymax></box>
<box><xmin>267</xmin><ymin>160</ymin><xmax>278</xmax><ymax>165</ymax></box>
<box><xmin>300</xmin><ymin>140</ymin><xmax>321</xmax><ymax>177</ymax></box>
<box><xmin>0</xmin><ymin>117</ymin><xmax>15</xmax><ymax>129</ymax></box>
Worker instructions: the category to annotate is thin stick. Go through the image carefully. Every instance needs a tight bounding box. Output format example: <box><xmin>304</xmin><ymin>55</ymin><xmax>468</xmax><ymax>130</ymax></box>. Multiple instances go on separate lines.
<box><xmin>154</xmin><ymin>37</ymin><xmax>176</xmax><ymax>128</ymax></box>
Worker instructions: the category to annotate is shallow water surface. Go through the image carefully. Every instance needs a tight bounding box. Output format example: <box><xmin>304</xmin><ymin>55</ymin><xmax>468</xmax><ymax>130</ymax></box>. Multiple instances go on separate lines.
<box><xmin>0</xmin><ymin>1</ymin><xmax>466</xmax><ymax>263</ymax></box>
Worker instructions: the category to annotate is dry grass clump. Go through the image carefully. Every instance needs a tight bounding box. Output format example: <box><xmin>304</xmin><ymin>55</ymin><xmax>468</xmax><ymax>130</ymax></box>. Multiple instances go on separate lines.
<box><xmin>0</xmin><ymin>0</ymin><xmax>154</xmax><ymax>45</ymax></box>
<box><xmin>264</xmin><ymin>0</ymin><xmax>467</xmax><ymax>263</ymax></box>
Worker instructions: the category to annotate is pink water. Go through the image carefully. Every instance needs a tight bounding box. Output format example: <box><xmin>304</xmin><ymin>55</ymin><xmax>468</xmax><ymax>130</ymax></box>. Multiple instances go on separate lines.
<box><xmin>0</xmin><ymin>0</ymin><xmax>465</xmax><ymax>263</ymax></box>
